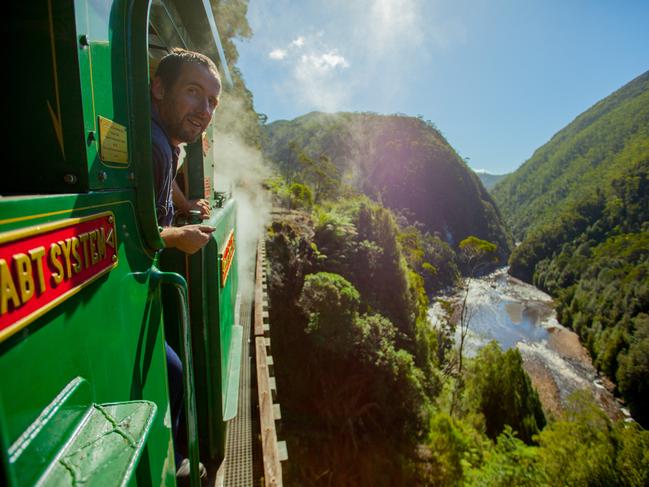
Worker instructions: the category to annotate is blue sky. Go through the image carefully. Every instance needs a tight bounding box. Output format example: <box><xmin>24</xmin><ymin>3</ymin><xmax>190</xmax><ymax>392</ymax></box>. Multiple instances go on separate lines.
<box><xmin>234</xmin><ymin>0</ymin><xmax>649</xmax><ymax>174</ymax></box>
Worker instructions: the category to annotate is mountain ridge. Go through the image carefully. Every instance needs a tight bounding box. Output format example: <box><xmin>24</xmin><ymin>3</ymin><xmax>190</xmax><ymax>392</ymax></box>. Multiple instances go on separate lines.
<box><xmin>493</xmin><ymin>70</ymin><xmax>649</xmax><ymax>239</ymax></box>
<box><xmin>262</xmin><ymin>111</ymin><xmax>513</xmax><ymax>260</ymax></box>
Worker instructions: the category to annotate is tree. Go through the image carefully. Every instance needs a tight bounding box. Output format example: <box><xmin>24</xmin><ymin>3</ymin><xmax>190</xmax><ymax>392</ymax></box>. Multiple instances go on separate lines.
<box><xmin>536</xmin><ymin>391</ymin><xmax>616</xmax><ymax>485</ymax></box>
<box><xmin>298</xmin><ymin>152</ymin><xmax>341</xmax><ymax>203</ymax></box>
<box><xmin>465</xmin><ymin>341</ymin><xmax>546</xmax><ymax>444</ymax></box>
<box><xmin>311</xmin><ymin>154</ymin><xmax>341</xmax><ymax>203</ymax></box>
<box><xmin>456</xmin><ymin>236</ymin><xmax>498</xmax><ymax>373</ymax></box>
<box><xmin>298</xmin><ymin>271</ymin><xmax>360</xmax><ymax>354</ymax></box>
<box><xmin>435</xmin><ymin>299</ymin><xmax>457</xmax><ymax>371</ymax></box>
<box><xmin>466</xmin><ymin>427</ymin><xmax>546</xmax><ymax>486</ymax></box>
<box><xmin>425</xmin><ymin>412</ymin><xmax>474</xmax><ymax>486</ymax></box>
<box><xmin>617</xmin><ymin>313</ymin><xmax>649</xmax><ymax>425</ymax></box>
<box><xmin>288</xmin><ymin>182</ymin><xmax>313</xmax><ymax>210</ymax></box>
<box><xmin>278</xmin><ymin>141</ymin><xmax>301</xmax><ymax>184</ymax></box>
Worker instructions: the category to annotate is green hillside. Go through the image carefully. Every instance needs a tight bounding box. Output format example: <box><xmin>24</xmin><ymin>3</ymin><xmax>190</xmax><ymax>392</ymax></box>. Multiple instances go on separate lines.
<box><xmin>493</xmin><ymin>70</ymin><xmax>649</xmax><ymax>239</ymax></box>
<box><xmin>263</xmin><ymin>112</ymin><xmax>512</xmax><ymax>261</ymax></box>
<box><xmin>494</xmin><ymin>71</ymin><xmax>649</xmax><ymax>425</ymax></box>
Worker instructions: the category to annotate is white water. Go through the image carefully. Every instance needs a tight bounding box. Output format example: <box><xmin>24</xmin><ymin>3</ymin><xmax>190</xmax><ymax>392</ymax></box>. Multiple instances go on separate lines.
<box><xmin>428</xmin><ymin>268</ymin><xmax>628</xmax><ymax>419</ymax></box>
<box><xmin>428</xmin><ymin>268</ymin><xmax>557</xmax><ymax>353</ymax></box>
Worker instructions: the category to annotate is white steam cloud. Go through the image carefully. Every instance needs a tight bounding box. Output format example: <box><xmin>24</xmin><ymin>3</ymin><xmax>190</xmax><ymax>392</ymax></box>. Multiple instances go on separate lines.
<box><xmin>213</xmin><ymin>96</ymin><xmax>272</xmax><ymax>299</ymax></box>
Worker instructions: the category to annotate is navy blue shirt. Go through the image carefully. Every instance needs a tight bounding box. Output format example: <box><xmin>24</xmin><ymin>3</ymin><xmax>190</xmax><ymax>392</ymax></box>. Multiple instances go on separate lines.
<box><xmin>151</xmin><ymin>106</ymin><xmax>180</xmax><ymax>227</ymax></box>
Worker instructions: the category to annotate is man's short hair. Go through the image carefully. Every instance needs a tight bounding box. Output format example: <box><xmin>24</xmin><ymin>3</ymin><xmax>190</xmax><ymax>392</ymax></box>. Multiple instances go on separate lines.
<box><xmin>155</xmin><ymin>48</ymin><xmax>222</xmax><ymax>95</ymax></box>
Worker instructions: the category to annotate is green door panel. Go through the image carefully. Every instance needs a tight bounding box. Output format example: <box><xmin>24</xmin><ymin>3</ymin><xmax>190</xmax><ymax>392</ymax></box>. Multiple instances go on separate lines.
<box><xmin>0</xmin><ymin>192</ymin><xmax>175</xmax><ymax>486</ymax></box>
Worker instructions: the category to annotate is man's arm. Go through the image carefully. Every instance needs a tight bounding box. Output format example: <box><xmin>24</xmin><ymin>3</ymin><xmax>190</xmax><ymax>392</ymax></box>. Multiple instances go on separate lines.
<box><xmin>160</xmin><ymin>224</ymin><xmax>215</xmax><ymax>254</ymax></box>
<box><xmin>172</xmin><ymin>180</ymin><xmax>211</xmax><ymax>218</ymax></box>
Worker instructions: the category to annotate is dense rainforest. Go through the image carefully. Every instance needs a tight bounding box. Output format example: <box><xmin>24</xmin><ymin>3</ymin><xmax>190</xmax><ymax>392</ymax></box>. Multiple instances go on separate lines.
<box><xmin>264</xmin><ymin>174</ymin><xmax>649</xmax><ymax>487</ymax></box>
<box><xmin>493</xmin><ymin>71</ymin><xmax>649</xmax><ymax>426</ymax></box>
<box><xmin>261</xmin><ymin>119</ymin><xmax>648</xmax><ymax>484</ymax></box>
<box><xmin>213</xmin><ymin>4</ymin><xmax>649</xmax><ymax>483</ymax></box>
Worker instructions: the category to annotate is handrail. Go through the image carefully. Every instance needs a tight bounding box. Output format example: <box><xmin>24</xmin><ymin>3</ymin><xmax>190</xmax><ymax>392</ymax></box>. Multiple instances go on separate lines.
<box><xmin>151</xmin><ymin>265</ymin><xmax>200</xmax><ymax>487</ymax></box>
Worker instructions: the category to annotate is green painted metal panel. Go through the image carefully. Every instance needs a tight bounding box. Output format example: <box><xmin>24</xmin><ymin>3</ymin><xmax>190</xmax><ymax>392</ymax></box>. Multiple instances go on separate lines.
<box><xmin>0</xmin><ymin>192</ymin><xmax>175</xmax><ymax>486</ymax></box>
<box><xmin>78</xmin><ymin>0</ymin><xmax>135</xmax><ymax>191</ymax></box>
<box><xmin>222</xmin><ymin>324</ymin><xmax>242</xmax><ymax>421</ymax></box>
<box><xmin>40</xmin><ymin>401</ymin><xmax>156</xmax><ymax>485</ymax></box>
<box><xmin>9</xmin><ymin>377</ymin><xmax>92</xmax><ymax>486</ymax></box>
<box><xmin>153</xmin><ymin>267</ymin><xmax>202</xmax><ymax>487</ymax></box>
<box><xmin>213</xmin><ymin>201</ymin><xmax>238</xmax><ymax>406</ymax></box>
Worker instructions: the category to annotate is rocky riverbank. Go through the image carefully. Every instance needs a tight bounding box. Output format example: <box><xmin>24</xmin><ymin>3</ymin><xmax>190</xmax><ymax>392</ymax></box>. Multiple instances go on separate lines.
<box><xmin>428</xmin><ymin>268</ymin><xmax>629</xmax><ymax>422</ymax></box>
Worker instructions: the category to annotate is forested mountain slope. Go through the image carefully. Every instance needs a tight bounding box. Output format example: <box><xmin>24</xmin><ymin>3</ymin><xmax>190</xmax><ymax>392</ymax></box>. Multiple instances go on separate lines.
<box><xmin>263</xmin><ymin>112</ymin><xmax>512</xmax><ymax>261</ymax></box>
<box><xmin>493</xmin><ymin>70</ymin><xmax>649</xmax><ymax>239</ymax></box>
<box><xmin>493</xmin><ymin>71</ymin><xmax>649</xmax><ymax>425</ymax></box>
<box><xmin>474</xmin><ymin>170</ymin><xmax>508</xmax><ymax>191</ymax></box>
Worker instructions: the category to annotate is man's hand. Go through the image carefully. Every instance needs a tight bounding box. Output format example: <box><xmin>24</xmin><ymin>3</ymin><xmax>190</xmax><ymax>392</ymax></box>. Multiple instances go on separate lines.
<box><xmin>185</xmin><ymin>198</ymin><xmax>211</xmax><ymax>219</ymax></box>
<box><xmin>172</xmin><ymin>181</ymin><xmax>211</xmax><ymax>219</ymax></box>
<box><xmin>160</xmin><ymin>225</ymin><xmax>215</xmax><ymax>254</ymax></box>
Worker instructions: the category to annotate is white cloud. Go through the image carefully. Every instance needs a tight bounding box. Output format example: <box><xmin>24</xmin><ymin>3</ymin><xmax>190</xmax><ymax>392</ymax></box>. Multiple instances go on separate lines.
<box><xmin>321</xmin><ymin>52</ymin><xmax>349</xmax><ymax>68</ymax></box>
<box><xmin>287</xmin><ymin>50</ymin><xmax>351</xmax><ymax>111</ymax></box>
<box><xmin>268</xmin><ymin>48</ymin><xmax>287</xmax><ymax>60</ymax></box>
<box><xmin>254</xmin><ymin>0</ymin><xmax>467</xmax><ymax>115</ymax></box>
<box><xmin>299</xmin><ymin>51</ymin><xmax>349</xmax><ymax>72</ymax></box>
<box><xmin>291</xmin><ymin>36</ymin><xmax>305</xmax><ymax>47</ymax></box>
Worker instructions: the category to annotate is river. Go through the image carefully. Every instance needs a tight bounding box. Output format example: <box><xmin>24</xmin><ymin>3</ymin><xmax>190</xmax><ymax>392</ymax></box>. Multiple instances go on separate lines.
<box><xmin>428</xmin><ymin>267</ymin><xmax>629</xmax><ymax>421</ymax></box>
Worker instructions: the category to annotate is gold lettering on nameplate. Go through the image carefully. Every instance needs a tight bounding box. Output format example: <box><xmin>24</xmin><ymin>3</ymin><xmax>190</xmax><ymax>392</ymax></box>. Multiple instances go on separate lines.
<box><xmin>0</xmin><ymin>212</ymin><xmax>119</xmax><ymax>342</ymax></box>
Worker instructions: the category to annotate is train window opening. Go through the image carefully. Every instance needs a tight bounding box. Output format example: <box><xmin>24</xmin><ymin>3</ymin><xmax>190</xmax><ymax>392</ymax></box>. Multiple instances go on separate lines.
<box><xmin>146</xmin><ymin>1</ymin><xmax>224</xmax><ymax>234</ymax></box>
<box><xmin>149</xmin><ymin>1</ymin><xmax>189</xmax><ymax>51</ymax></box>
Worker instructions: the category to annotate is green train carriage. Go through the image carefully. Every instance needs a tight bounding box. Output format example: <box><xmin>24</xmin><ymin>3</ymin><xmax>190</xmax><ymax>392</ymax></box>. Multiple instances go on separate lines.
<box><xmin>1</xmin><ymin>1</ymin><xmax>242</xmax><ymax>485</ymax></box>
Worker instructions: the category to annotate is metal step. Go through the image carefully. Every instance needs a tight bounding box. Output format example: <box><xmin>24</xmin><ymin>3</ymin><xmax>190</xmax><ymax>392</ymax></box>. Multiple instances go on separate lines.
<box><xmin>222</xmin><ymin>293</ymin><xmax>254</xmax><ymax>486</ymax></box>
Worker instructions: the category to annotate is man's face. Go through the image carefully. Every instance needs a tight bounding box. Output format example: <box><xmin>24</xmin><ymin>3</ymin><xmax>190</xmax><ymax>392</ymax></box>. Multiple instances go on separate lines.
<box><xmin>153</xmin><ymin>62</ymin><xmax>220</xmax><ymax>146</ymax></box>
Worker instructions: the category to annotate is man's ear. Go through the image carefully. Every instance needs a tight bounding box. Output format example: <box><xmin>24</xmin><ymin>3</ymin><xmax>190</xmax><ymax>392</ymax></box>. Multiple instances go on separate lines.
<box><xmin>151</xmin><ymin>76</ymin><xmax>165</xmax><ymax>101</ymax></box>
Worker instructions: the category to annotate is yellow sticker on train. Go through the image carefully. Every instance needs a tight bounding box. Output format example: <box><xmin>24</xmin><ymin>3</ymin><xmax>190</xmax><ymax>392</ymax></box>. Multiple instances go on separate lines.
<box><xmin>98</xmin><ymin>116</ymin><xmax>128</xmax><ymax>164</ymax></box>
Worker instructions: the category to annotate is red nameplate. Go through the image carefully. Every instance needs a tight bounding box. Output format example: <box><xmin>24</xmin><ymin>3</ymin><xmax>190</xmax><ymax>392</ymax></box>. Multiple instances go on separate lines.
<box><xmin>0</xmin><ymin>212</ymin><xmax>118</xmax><ymax>341</ymax></box>
<box><xmin>221</xmin><ymin>230</ymin><xmax>235</xmax><ymax>288</ymax></box>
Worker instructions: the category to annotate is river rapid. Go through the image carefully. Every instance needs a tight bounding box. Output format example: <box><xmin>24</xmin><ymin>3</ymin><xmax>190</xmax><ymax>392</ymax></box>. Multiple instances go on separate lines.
<box><xmin>428</xmin><ymin>267</ymin><xmax>629</xmax><ymax>421</ymax></box>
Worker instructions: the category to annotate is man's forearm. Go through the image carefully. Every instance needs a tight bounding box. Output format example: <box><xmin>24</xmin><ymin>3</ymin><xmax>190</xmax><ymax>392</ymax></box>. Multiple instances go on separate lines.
<box><xmin>159</xmin><ymin>224</ymin><xmax>215</xmax><ymax>255</ymax></box>
<box><xmin>159</xmin><ymin>226</ymin><xmax>179</xmax><ymax>248</ymax></box>
<box><xmin>172</xmin><ymin>180</ymin><xmax>190</xmax><ymax>213</ymax></box>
